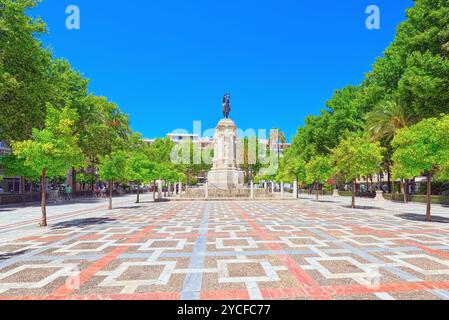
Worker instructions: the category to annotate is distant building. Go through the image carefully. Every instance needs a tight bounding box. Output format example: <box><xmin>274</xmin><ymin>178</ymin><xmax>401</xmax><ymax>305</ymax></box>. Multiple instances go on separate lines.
<box><xmin>0</xmin><ymin>141</ymin><xmax>11</xmax><ymax>156</ymax></box>
<box><xmin>144</xmin><ymin>133</ymin><xmax>290</xmax><ymax>155</ymax></box>
<box><xmin>0</xmin><ymin>141</ymin><xmax>13</xmax><ymax>193</ymax></box>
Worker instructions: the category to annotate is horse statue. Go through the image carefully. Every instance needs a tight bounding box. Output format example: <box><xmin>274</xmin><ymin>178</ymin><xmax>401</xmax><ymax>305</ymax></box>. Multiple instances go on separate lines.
<box><xmin>222</xmin><ymin>93</ymin><xmax>231</xmax><ymax>119</ymax></box>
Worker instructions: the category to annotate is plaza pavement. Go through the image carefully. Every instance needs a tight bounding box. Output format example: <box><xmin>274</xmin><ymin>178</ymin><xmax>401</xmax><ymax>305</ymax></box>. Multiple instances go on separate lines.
<box><xmin>1</xmin><ymin>193</ymin><xmax>449</xmax><ymax>300</ymax></box>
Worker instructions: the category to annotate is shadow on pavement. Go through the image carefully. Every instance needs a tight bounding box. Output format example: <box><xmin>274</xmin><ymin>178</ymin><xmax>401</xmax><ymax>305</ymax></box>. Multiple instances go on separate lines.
<box><xmin>396</xmin><ymin>213</ymin><xmax>449</xmax><ymax>224</ymax></box>
<box><xmin>0</xmin><ymin>250</ymin><xmax>29</xmax><ymax>262</ymax></box>
<box><xmin>115</xmin><ymin>205</ymin><xmax>142</xmax><ymax>210</ymax></box>
<box><xmin>0</xmin><ymin>196</ymin><xmax>134</xmax><ymax>211</ymax></box>
<box><xmin>51</xmin><ymin>217</ymin><xmax>116</xmax><ymax>229</ymax></box>
<box><xmin>340</xmin><ymin>205</ymin><xmax>384</xmax><ymax>210</ymax></box>
<box><xmin>154</xmin><ymin>199</ymin><xmax>171</xmax><ymax>203</ymax></box>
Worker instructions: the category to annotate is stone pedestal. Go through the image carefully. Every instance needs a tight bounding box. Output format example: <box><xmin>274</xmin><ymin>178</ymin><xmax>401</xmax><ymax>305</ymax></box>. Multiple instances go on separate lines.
<box><xmin>375</xmin><ymin>190</ymin><xmax>385</xmax><ymax>201</ymax></box>
<box><xmin>333</xmin><ymin>189</ymin><xmax>340</xmax><ymax>197</ymax></box>
<box><xmin>207</xmin><ymin>118</ymin><xmax>244</xmax><ymax>189</ymax></box>
<box><xmin>157</xmin><ymin>180</ymin><xmax>163</xmax><ymax>199</ymax></box>
<box><xmin>293</xmin><ymin>180</ymin><xmax>298</xmax><ymax>198</ymax></box>
<box><xmin>250</xmin><ymin>181</ymin><xmax>254</xmax><ymax>199</ymax></box>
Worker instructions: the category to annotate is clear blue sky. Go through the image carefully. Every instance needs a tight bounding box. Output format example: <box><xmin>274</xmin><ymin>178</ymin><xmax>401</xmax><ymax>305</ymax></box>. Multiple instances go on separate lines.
<box><xmin>33</xmin><ymin>0</ymin><xmax>413</xmax><ymax>141</ymax></box>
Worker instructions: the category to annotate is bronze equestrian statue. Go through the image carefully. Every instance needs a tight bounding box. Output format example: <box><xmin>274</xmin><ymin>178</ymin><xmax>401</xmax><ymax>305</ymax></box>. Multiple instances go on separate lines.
<box><xmin>222</xmin><ymin>93</ymin><xmax>231</xmax><ymax>119</ymax></box>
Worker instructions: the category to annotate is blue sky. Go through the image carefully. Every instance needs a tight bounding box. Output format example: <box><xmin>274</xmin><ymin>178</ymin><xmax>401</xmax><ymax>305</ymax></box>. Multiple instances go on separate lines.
<box><xmin>33</xmin><ymin>0</ymin><xmax>413</xmax><ymax>141</ymax></box>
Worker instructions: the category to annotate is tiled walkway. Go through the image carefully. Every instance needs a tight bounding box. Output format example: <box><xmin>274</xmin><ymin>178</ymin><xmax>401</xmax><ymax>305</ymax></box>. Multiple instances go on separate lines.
<box><xmin>1</xmin><ymin>195</ymin><xmax>449</xmax><ymax>300</ymax></box>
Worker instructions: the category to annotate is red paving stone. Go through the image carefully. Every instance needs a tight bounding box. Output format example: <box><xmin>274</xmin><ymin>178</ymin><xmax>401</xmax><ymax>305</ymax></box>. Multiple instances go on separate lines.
<box><xmin>1</xmin><ymin>199</ymin><xmax>449</xmax><ymax>300</ymax></box>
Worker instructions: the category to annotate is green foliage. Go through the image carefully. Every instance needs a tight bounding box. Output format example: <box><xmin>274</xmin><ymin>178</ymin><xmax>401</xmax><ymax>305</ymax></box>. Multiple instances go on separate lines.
<box><xmin>398</xmin><ymin>51</ymin><xmax>449</xmax><ymax>118</ymax></box>
<box><xmin>289</xmin><ymin>0</ymin><xmax>449</xmax><ymax>179</ymax></box>
<box><xmin>306</xmin><ymin>155</ymin><xmax>333</xmax><ymax>185</ymax></box>
<box><xmin>289</xmin><ymin>86</ymin><xmax>365</xmax><ymax>162</ymax></box>
<box><xmin>0</xmin><ymin>0</ymin><xmax>52</xmax><ymax>144</ymax></box>
<box><xmin>76</xmin><ymin>95</ymin><xmax>131</xmax><ymax>161</ymax></box>
<box><xmin>284</xmin><ymin>156</ymin><xmax>307</xmax><ymax>183</ymax></box>
<box><xmin>365</xmin><ymin>100</ymin><xmax>416</xmax><ymax>142</ymax></box>
<box><xmin>126</xmin><ymin>150</ymin><xmax>154</xmax><ymax>184</ymax></box>
<box><xmin>12</xmin><ymin>105</ymin><xmax>85</xmax><ymax>179</ymax></box>
<box><xmin>77</xmin><ymin>171</ymin><xmax>96</xmax><ymax>186</ymax></box>
<box><xmin>332</xmin><ymin>135</ymin><xmax>384</xmax><ymax>183</ymax></box>
<box><xmin>147</xmin><ymin>137</ymin><xmax>175</xmax><ymax>163</ymax></box>
<box><xmin>99</xmin><ymin>150</ymin><xmax>128</xmax><ymax>183</ymax></box>
<box><xmin>0</xmin><ymin>154</ymin><xmax>39</xmax><ymax>181</ymax></box>
<box><xmin>240</xmin><ymin>137</ymin><xmax>263</xmax><ymax>182</ymax></box>
<box><xmin>392</xmin><ymin>115</ymin><xmax>449</xmax><ymax>180</ymax></box>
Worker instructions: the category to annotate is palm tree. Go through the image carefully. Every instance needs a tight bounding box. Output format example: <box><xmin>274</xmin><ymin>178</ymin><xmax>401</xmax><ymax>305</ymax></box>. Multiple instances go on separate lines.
<box><xmin>268</xmin><ymin>128</ymin><xmax>287</xmax><ymax>164</ymax></box>
<box><xmin>365</xmin><ymin>100</ymin><xmax>416</xmax><ymax>200</ymax></box>
<box><xmin>366</xmin><ymin>100</ymin><xmax>414</xmax><ymax>142</ymax></box>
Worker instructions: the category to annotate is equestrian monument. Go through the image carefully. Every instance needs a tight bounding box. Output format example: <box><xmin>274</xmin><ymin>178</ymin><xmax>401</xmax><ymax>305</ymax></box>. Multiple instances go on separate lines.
<box><xmin>207</xmin><ymin>94</ymin><xmax>245</xmax><ymax>189</ymax></box>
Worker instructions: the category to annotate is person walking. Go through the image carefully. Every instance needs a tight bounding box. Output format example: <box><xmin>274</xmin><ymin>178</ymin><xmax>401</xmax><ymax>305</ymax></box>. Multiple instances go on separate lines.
<box><xmin>101</xmin><ymin>184</ymin><xmax>106</xmax><ymax>198</ymax></box>
<box><xmin>65</xmin><ymin>184</ymin><xmax>72</xmax><ymax>201</ymax></box>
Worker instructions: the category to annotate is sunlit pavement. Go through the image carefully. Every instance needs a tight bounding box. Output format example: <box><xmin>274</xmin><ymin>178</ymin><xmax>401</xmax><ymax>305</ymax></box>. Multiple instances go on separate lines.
<box><xmin>1</xmin><ymin>194</ymin><xmax>449</xmax><ymax>300</ymax></box>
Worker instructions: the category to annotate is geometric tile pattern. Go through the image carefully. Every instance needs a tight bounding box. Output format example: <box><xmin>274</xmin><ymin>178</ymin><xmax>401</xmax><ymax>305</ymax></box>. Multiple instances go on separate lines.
<box><xmin>1</xmin><ymin>197</ymin><xmax>449</xmax><ymax>300</ymax></box>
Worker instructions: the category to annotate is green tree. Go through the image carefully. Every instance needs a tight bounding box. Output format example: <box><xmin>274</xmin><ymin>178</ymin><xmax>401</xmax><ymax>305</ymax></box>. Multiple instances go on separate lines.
<box><xmin>284</xmin><ymin>156</ymin><xmax>307</xmax><ymax>198</ymax></box>
<box><xmin>306</xmin><ymin>155</ymin><xmax>333</xmax><ymax>201</ymax></box>
<box><xmin>365</xmin><ymin>100</ymin><xmax>416</xmax><ymax>142</ymax></box>
<box><xmin>332</xmin><ymin>135</ymin><xmax>384</xmax><ymax>208</ymax></box>
<box><xmin>126</xmin><ymin>150</ymin><xmax>154</xmax><ymax>203</ymax></box>
<box><xmin>289</xmin><ymin>86</ymin><xmax>366</xmax><ymax>163</ymax></box>
<box><xmin>391</xmin><ymin>162</ymin><xmax>414</xmax><ymax>204</ymax></box>
<box><xmin>99</xmin><ymin>150</ymin><xmax>127</xmax><ymax>210</ymax></box>
<box><xmin>0</xmin><ymin>154</ymin><xmax>39</xmax><ymax>183</ymax></box>
<box><xmin>12</xmin><ymin>106</ymin><xmax>84</xmax><ymax>226</ymax></box>
<box><xmin>268</xmin><ymin>128</ymin><xmax>287</xmax><ymax>165</ymax></box>
<box><xmin>240</xmin><ymin>136</ymin><xmax>262</xmax><ymax>183</ymax></box>
<box><xmin>392</xmin><ymin>115</ymin><xmax>449</xmax><ymax>222</ymax></box>
<box><xmin>365</xmin><ymin>99</ymin><xmax>417</xmax><ymax>193</ymax></box>
<box><xmin>0</xmin><ymin>0</ymin><xmax>52</xmax><ymax>144</ymax></box>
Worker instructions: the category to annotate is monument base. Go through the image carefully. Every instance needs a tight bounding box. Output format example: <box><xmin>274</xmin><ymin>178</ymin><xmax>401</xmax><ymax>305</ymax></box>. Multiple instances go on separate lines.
<box><xmin>375</xmin><ymin>190</ymin><xmax>386</xmax><ymax>201</ymax></box>
<box><xmin>207</xmin><ymin>169</ymin><xmax>244</xmax><ymax>189</ymax></box>
<box><xmin>180</xmin><ymin>187</ymin><xmax>274</xmax><ymax>199</ymax></box>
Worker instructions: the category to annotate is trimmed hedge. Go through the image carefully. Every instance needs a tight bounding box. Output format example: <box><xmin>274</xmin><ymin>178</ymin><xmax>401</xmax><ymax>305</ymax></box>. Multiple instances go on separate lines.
<box><xmin>338</xmin><ymin>191</ymin><xmax>376</xmax><ymax>198</ymax></box>
<box><xmin>383</xmin><ymin>193</ymin><xmax>449</xmax><ymax>205</ymax></box>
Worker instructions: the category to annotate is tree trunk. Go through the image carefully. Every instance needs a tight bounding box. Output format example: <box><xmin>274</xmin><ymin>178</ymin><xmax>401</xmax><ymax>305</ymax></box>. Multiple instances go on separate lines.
<box><xmin>352</xmin><ymin>178</ymin><xmax>356</xmax><ymax>209</ymax></box>
<box><xmin>153</xmin><ymin>180</ymin><xmax>156</xmax><ymax>200</ymax></box>
<box><xmin>387</xmin><ymin>167</ymin><xmax>392</xmax><ymax>193</ymax></box>
<box><xmin>19</xmin><ymin>176</ymin><xmax>24</xmax><ymax>194</ymax></box>
<box><xmin>402</xmin><ymin>180</ymin><xmax>407</xmax><ymax>204</ymax></box>
<box><xmin>426</xmin><ymin>173</ymin><xmax>432</xmax><ymax>222</ymax></box>
<box><xmin>315</xmin><ymin>182</ymin><xmax>319</xmax><ymax>201</ymax></box>
<box><xmin>108</xmin><ymin>180</ymin><xmax>113</xmax><ymax>210</ymax></box>
<box><xmin>19</xmin><ymin>176</ymin><xmax>25</xmax><ymax>205</ymax></box>
<box><xmin>71</xmin><ymin>167</ymin><xmax>76</xmax><ymax>198</ymax></box>
<box><xmin>41</xmin><ymin>169</ymin><xmax>47</xmax><ymax>227</ymax></box>
<box><xmin>377</xmin><ymin>172</ymin><xmax>382</xmax><ymax>191</ymax></box>
<box><xmin>136</xmin><ymin>186</ymin><xmax>140</xmax><ymax>203</ymax></box>
<box><xmin>404</xmin><ymin>179</ymin><xmax>408</xmax><ymax>201</ymax></box>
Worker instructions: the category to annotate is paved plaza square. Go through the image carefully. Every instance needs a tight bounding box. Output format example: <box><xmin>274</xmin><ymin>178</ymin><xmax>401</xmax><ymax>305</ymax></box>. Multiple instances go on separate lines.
<box><xmin>1</xmin><ymin>195</ymin><xmax>449</xmax><ymax>300</ymax></box>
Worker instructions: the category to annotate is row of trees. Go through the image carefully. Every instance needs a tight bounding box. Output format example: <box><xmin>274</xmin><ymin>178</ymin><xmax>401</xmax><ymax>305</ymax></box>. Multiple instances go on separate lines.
<box><xmin>281</xmin><ymin>0</ymin><xmax>449</xmax><ymax>221</ymax></box>
<box><xmin>0</xmin><ymin>0</ymin><xmax>189</xmax><ymax>226</ymax></box>
<box><xmin>99</xmin><ymin>136</ymin><xmax>185</xmax><ymax>210</ymax></box>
